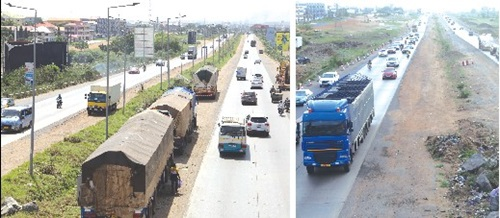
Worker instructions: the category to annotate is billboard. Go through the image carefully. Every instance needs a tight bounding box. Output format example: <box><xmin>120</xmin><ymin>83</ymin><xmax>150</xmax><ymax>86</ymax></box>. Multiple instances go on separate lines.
<box><xmin>134</xmin><ymin>27</ymin><xmax>154</xmax><ymax>58</ymax></box>
<box><xmin>275</xmin><ymin>32</ymin><xmax>290</xmax><ymax>52</ymax></box>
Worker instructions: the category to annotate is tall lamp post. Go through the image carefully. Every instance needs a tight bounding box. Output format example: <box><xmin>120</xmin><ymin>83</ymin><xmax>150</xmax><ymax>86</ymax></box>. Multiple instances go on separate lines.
<box><xmin>6</xmin><ymin>2</ymin><xmax>37</xmax><ymax>176</ymax></box>
<box><xmin>170</xmin><ymin>14</ymin><xmax>186</xmax><ymax>88</ymax></box>
<box><xmin>106</xmin><ymin>2</ymin><xmax>139</xmax><ymax>139</ymax></box>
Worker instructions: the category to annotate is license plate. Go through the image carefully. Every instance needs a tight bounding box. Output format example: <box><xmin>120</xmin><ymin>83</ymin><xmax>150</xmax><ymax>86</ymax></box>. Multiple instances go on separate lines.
<box><xmin>320</xmin><ymin>164</ymin><xmax>331</xmax><ymax>167</ymax></box>
<box><xmin>3</xmin><ymin>126</ymin><xmax>9</xmax><ymax>130</ymax></box>
<box><xmin>257</xmin><ymin>125</ymin><xmax>261</xmax><ymax>128</ymax></box>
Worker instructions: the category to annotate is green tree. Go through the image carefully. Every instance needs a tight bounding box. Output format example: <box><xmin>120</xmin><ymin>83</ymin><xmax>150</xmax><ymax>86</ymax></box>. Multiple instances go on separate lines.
<box><xmin>74</xmin><ymin>41</ymin><xmax>89</xmax><ymax>51</ymax></box>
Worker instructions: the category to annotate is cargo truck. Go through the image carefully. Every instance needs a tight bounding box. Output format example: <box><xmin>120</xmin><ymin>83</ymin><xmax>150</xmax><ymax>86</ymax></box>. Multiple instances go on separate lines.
<box><xmin>150</xmin><ymin>87</ymin><xmax>198</xmax><ymax>155</ymax></box>
<box><xmin>84</xmin><ymin>83</ymin><xmax>121</xmax><ymax>116</ymax></box>
<box><xmin>77</xmin><ymin>110</ymin><xmax>175</xmax><ymax>218</ymax></box>
<box><xmin>301</xmin><ymin>73</ymin><xmax>375</xmax><ymax>174</ymax></box>
<box><xmin>192</xmin><ymin>65</ymin><xmax>218</xmax><ymax>99</ymax></box>
<box><xmin>217</xmin><ymin>116</ymin><xmax>248</xmax><ymax>156</ymax></box>
<box><xmin>187</xmin><ymin>45</ymin><xmax>197</xmax><ymax>59</ymax></box>
<box><xmin>236</xmin><ymin>67</ymin><xmax>247</xmax><ymax>80</ymax></box>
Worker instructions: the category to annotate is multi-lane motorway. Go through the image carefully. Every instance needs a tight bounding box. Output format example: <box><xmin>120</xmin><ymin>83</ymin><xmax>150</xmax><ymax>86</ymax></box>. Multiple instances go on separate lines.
<box><xmin>1</xmin><ymin>37</ymin><xmax>227</xmax><ymax>147</ymax></box>
<box><xmin>186</xmin><ymin>34</ymin><xmax>290</xmax><ymax>218</ymax></box>
<box><xmin>295</xmin><ymin>17</ymin><xmax>429</xmax><ymax>218</ymax></box>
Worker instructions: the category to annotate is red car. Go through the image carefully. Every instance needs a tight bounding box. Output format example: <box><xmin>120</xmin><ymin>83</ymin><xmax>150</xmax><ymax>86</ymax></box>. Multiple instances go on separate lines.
<box><xmin>382</xmin><ymin>67</ymin><xmax>397</xmax><ymax>80</ymax></box>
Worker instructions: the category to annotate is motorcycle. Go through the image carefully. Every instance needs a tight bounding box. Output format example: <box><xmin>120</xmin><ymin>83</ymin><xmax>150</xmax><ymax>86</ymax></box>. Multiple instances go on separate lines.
<box><xmin>368</xmin><ymin>63</ymin><xmax>372</xmax><ymax>70</ymax></box>
<box><xmin>284</xmin><ymin>99</ymin><xmax>290</xmax><ymax>113</ymax></box>
<box><xmin>56</xmin><ymin>99</ymin><xmax>63</xmax><ymax>109</ymax></box>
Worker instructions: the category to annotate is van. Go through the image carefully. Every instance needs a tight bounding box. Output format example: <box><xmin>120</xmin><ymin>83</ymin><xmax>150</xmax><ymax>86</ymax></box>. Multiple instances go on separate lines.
<box><xmin>1</xmin><ymin>105</ymin><xmax>33</xmax><ymax>132</ymax></box>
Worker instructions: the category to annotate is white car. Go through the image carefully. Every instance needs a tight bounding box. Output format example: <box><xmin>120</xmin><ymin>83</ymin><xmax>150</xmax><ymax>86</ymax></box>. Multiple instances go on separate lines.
<box><xmin>378</xmin><ymin>49</ymin><xmax>388</xmax><ymax>57</ymax></box>
<box><xmin>296</xmin><ymin>89</ymin><xmax>313</xmax><ymax>106</ymax></box>
<box><xmin>318</xmin><ymin>71</ymin><xmax>339</xmax><ymax>88</ymax></box>
<box><xmin>386</xmin><ymin>56</ymin><xmax>400</xmax><ymax>68</ymax></box>
<box><xmin>252</xmin><ymin>73</ymin><xmax>263</xmax><ymax>83</ymax></box>
<box><xmin>250</xmin><ymin>78</ymin><xmax>263</xmax><ymax>89</ymax></box>
<box><xmin>245</xmin><ymin>114</ymin><xmax>270</xmax><ymax>136</ymax></box>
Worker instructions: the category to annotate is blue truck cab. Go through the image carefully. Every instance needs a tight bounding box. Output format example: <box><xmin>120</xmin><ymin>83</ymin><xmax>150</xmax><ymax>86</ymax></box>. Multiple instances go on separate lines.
<box><xmin>301</xmin><ymin>73</ymin><xmax>375</xmax><ymax>174</ymax></box>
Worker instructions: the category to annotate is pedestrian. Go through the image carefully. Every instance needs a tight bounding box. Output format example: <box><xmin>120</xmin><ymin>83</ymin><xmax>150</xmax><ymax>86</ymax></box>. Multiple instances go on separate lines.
<box><xmin>170</xmin><ymin>164</ymin><xmax>181</xmax><ymax>195</ymax></box>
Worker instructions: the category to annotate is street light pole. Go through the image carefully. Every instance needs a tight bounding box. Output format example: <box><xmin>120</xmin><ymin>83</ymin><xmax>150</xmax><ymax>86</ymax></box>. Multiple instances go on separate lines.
<box><xmin>106</xmin><ymin>2</ymin><xmax>139</xmax><ymax>139</ymax></box>
<box><xmin>6</xmin><ymin>2</ymin><xmax>37</xmax><ymax>176</ymax></box>
<box><xmin>166</xmin><ymin>18</ymin><xmax>171</xmax><ymax>90</ymax></box>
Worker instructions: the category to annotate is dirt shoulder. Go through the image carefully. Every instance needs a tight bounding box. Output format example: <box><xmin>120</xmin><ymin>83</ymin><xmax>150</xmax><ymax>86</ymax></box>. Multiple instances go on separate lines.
<box><xmin>339</xmin><ymin>15</ymin><xmax>498</xmax><ymax>217</ymax></box>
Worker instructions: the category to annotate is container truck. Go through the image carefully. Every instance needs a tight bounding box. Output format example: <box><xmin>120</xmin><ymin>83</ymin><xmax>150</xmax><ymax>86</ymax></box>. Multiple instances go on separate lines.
<box><xmin>77</xmin><ymin>110</ymin><xmax>175</xmax><ymax>217</ymax></box>
<box><xmin>301</xmin><ymin>73</ymin><xmax>374</xmax><ymax>174</ymax></box>
<box><xmin>150</xmin><ymin>87</ymin><xmax>198</xmax><ymax>155</ymax></box>
<box><xmin>192</xmin><ymin>65</ymin><xmax>218</xmax><ymax>99</ymax></box>
<box><xmin>84</xmin><ymin>83</ymin><xmax>121</xmax><ymax>116</ymax></box>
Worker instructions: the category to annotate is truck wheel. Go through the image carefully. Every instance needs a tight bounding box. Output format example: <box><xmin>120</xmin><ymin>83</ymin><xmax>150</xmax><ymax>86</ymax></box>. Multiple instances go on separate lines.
<box><xmin>306</xmin><ymin>166</ymin><xmax>314</xmax><ymax>174</ymax></box>
<box><xmin>343</xmin><ymin>164</ymin><xmax>351</xmax><ymax>173</ymax></box>
<box><xmin>87</xmin><ymin>111</ymin><xmax>92</xmax><ymax>116</ymax></box>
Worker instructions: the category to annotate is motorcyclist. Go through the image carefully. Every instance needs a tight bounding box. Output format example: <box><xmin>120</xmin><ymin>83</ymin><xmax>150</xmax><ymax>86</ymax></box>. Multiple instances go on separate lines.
<box><xmin>270</xmin><ymin>85</ymin><xmax>276</xmax><ymax>94</ymax></box>
<box><xmin>284</xmin><ymin>98</ymin><xmax>290</xmax><ymax>112</ymax></box>
<box><xmin>142</xmin><ymin>64</ymin><xmax>146</xmax><ymax>72</ymax></box>
<box><xmin>56</xmin><ymin>94</ymin><xmax>63</xmax><ymax>108</ymax></box>
<box><xmin>278</xmin><ymin>100</ymin><xmax>285</xmax><ymax>115</ymax></box>
<box><xmin>367</xmin><ymin>59</ymin><xmax>372</xmax><ymax>69</ymax></box>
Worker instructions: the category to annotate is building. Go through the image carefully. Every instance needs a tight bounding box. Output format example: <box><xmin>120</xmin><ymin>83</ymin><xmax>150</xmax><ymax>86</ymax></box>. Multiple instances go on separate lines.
<box><xmin>64</xmin><ymin>21</ymin><xmax>93</xmax><ymax>41</ymax></box>
<box><xmin>296</xmin><ymin>3</ymin><xmax>326</xmax><ymax>23</ymax></box>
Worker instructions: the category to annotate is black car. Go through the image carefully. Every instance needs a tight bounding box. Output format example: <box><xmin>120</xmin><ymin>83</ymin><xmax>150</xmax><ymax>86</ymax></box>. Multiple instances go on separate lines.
<box><xmin>241</xmin><ymin>91</ymin><xmax>257</xmax><ymax>105</ymax></box>
<box><xmin>297</xmin><ymin>56</ymin><xmax>311</xmax><ymax>64</ymax></box>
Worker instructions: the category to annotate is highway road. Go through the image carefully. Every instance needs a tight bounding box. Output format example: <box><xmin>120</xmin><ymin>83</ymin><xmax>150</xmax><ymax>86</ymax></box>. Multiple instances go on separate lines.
<box><xmin>295</xmin><ymin>16</ymin><xmax>429</xmax><ymax>218</ymax></box>
<box><xmin>186</xmin><ymin>34</ymin><xmax>290</xmax><ymax>218</ymax></box>
<box><xmin>1</xmin><ymin>36</ymin><xmax>228</xmax><ymax>147</ymax></box>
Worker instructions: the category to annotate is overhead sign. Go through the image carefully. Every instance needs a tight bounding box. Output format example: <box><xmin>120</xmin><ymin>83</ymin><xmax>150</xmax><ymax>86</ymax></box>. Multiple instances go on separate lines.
<box><xmin>134</xmin><ymin>27</ymin><xmax>155</xmax><ymax>58</ymax></box>
<box><xmin>25</xmin><ymin>62</ymin><xmax>34</xmax><ymax>86</ymax></box>
<box><xmin>276</xmin><ymin>32</ymin><xmax>290</xmax><ymax>52</ymax></box>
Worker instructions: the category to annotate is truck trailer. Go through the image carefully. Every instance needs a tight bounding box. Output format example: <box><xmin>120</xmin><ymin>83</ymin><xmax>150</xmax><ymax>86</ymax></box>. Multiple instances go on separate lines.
<box><xmin>301</xmin><ymin>73</ymin><xmax>374</xmax><ymax>174</ymax></box>
<box><xmin>150</xmin><ymin>87</ymin><xmax>198</xmax><ymax>155</ymax></box>
<box><xmin>192</xmin><ymin>65</ymin><xmax>219</xmax><ymax>99</ymax></box>
<box><xmin>85</xmin><ymin>83</ymin><xmax>121</xmax><ymax>116</ymax></box>
<box><xmin>77</xmin><ymin>110</ymin><xmax>175</xmax><ymax>217</ymax></box>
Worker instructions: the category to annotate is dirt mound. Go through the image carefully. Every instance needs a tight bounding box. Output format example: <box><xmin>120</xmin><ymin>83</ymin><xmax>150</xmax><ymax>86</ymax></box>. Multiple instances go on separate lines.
<box><xmin>478</xmin><ymin>23</ymin><xmax>493</xmax><ymax>28</ymax></box>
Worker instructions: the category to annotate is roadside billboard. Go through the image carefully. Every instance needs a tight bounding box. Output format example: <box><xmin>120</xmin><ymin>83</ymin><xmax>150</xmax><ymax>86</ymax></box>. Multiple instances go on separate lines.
<box><xmin>276</xmin><ymin>32</ymin><xmax>290</xmax><ymax>52</ymax></box>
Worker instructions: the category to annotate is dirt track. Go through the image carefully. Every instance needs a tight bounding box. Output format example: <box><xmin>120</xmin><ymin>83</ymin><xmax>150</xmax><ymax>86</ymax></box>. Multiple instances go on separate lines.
<box><xmin>339</xmin><ymin>15</ymin><xmax>498</xmax><ymax>217</ymax></box>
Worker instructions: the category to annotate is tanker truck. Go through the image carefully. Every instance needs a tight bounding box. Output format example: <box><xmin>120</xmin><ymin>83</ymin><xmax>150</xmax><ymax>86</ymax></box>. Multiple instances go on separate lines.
<box><xmin>301</xmin><ymin>73</ymin><xmax>375</xmax><ymax>174</ymax></box>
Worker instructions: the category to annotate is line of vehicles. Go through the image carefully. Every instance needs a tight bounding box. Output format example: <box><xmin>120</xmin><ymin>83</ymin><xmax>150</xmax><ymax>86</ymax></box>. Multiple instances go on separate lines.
<box><xmin>77</xmin><ymin>86</ymin><xmax>197</xmax><ymax>218</ymax></box>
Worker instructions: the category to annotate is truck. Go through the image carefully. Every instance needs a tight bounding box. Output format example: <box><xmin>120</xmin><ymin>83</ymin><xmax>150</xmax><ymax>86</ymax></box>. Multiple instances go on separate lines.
<box><xmin>150</xmin><ymin>87</ymin><xmax>198</xmax><ymax>155</ymax></box>
<box><xmin>84</xmin><ymin>83</ymin><xmax>121</xmax><ymax>116</ymax></box>
<box><xmin>188</xmin><ymin>31</ymin><xmax>197</xmax><ymax>44</ymax></box>
<box><xmin>192</xmin><ymin>65</ymin><xmax>219</xmax><ymax>99</ymax></box>
<box><xmin>187</xmin><ymin>45</ymin><xmax>197</xmax><ymax>59</ymax></box>
<box><xmin>77</xmin><ymin>109</ymin><xmax>175</xmax><ymax>218</ymax></box>
<box><xmin>301</xmin><ymin>73</ymin><xmax>375</xmax><ymax>174</ymax></box>
<box><xmin>277</xmin><ymin>60</ymin><xmax>290</xmax><ymax>91</ymax></box>
<box><xmin>250</xmin><ymin>40</ymin><xmax>256</xmax><ymax>47</ymax></box>
<box><xmin>296</xmin><ymin>36</ymin><xmax>303</xmax><ymax>49</ymax></box>
<box><xmin>236</xmin><ymin>67</ymin><xmax>247</xmax><ymax>80</ymax></box>
<box><xmin>217</xmin><ymin>116</ymin><xmax>247</xmax><ymax>156</ymax></box>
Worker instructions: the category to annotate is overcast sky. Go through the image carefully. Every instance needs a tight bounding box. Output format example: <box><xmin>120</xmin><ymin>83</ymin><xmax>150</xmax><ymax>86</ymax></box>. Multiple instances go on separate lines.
<box><xmin>297</xmin><ymin>0</ymin><xmax>500</xmax><ymax>13</ymax></box>
<box><xmin>2</xmin><ymin>0</ymin><xmax>291</xmax><ymax>24</ymax></box>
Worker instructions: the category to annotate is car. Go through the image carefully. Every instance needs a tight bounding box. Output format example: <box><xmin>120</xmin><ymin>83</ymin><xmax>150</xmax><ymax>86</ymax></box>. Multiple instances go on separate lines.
<box><xmin>1</xmin><ymin>105</ymin><xmax>33</xmax><ymax>133</ymax></box>
<box><xmin>259</xmin><ymin>49</ymin><xmax>264</xmax><ymax>54</ymax></box>
<box><xmin>1</xmin><ymin>98</ymin><xmax>15</xmax><ymax>109</ymax></box>
<box><xmin>402</xmin><ymin>45</ymin><xmax>414</xmax><ymax>54</ymax></box>
<box><xmin>155</xmin><ymin>59</ymin><xmax>165</xmax><ymax>66</ymax></box>
<box><xmin>252</xmin><ymin>73</ymin><xmax>263</xmax><ymax>83</ymax></box>
<box><xmin>378</xmin><ymin>49</ymin><xmax>388</xmax><ymax>57</ymax></box>
<box><xmin>469</xmin><ymin>31</ymin><xmax>474</xmax><ymax>36</ymax></box>
<box><xmin>382</xmin><ymin>67</ymin><xmax>398</xmax><ymax>80</ymax></box>
<box><xmin>386</xmin><ymin>47</ymin><xmax>396</xmax><ymax>54</ymax></box>
<box><xmin>254</xmin><ymin>59</ymin><xmax>262</xmax><ymax>64</ymax></box>
<box><xmin>296</xmin><ymin>89</ymin><xmax>313</xmax><ymax>106</ymax></box>
<box><xmin>180</xmin><ymin>53</ymin><xmax>186</xmax><ymax>60</ymax></box>
<box><xmin>386</xmin><ymin>56</ymin><xmax>400</xmax><ymax>67</ymax></box>
<box><xmin>244</xmin><ymin>54</ymin><xmax>248</xmax><ymax>59</ymax></box>
<box><xmin>297</xmin><ymin>56</ymin><xmax>311</xmax><ymax>64</ymax></box>
<box><xmin>318</xmin><ymin>71</ymin><xmax>339</xmax><ymax>87</ymax></box>
<box><xmin>241</xmin><ymin>91</ymin><xmax>257</xmax><ymax>105</ymax></box>
<box><xmin>245</xmin><ymin>114</ymin><xmax>270</xmax><ymax>136</ymax></box>
<box><xmin>250</xmin><ymin>78</ymin><xmax>263</xmax><ymax>89</ymax></box>
<box><xmin>128</xmin><ymin>67</ymin><xmax>140</xmax><ymax>74</ymax></box>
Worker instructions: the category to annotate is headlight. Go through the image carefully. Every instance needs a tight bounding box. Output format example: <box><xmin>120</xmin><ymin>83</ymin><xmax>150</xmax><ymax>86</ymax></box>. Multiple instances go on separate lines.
<box><xmin>304</xmin><ymin>156</ymin><xmax>312</xmax><ymax>160</ymax></box>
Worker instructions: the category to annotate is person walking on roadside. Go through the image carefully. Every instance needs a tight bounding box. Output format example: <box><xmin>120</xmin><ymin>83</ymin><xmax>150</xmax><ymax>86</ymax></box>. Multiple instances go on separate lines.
<box><xmin>170</xmin><ymin>164</ymin><xmax>181</xmax><ymax>195</ymax></box>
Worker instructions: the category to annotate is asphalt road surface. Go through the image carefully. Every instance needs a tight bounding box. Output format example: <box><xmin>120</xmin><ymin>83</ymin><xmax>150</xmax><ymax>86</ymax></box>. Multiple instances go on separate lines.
<box><xmin>295</xmin><ymin>16</ymin><xmax>429</xmax><ymax>218</ymax></box>
<box><xmin>1</xmin><ymin>37</ymin><xmax>227</xmax><ymax>147</ymax></box>
<box><xmin>186</xmin><ymin>34</ymin><xmax>290</xmax><ymax>218</ymax></box>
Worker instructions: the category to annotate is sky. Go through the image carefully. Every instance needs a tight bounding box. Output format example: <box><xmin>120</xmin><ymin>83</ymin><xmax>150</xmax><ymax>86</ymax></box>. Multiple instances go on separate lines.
<box><xmin>2</xmin><ymin>0</ymin><xmax>291</xmax><ymax>24</ymax></box>
<box><xmin>297</xmin><ymin>0</ymin><xmax>500</xmax><ymax>13</ymax></box>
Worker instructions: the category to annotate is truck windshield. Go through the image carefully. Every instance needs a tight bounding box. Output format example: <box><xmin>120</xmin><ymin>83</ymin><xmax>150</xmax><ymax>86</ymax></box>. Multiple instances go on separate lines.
<box><xmin>220</xmin><ymin>126</ymin><xmax>245</xmax><ymax>137</ymax></box>
<box><xmin>88</xmin><ymin>93</ymin><xmax>107</xmax><ymax>103</ymax></box>
<box><xmin>303</xmin><ymin>120</ymin><xmax>347</xmax><ymax>137</ymax></box>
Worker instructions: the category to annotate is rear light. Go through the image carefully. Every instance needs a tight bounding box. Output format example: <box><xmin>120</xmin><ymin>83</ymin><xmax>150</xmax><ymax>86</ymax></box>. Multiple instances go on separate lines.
<box><xmin>247</xmin><ymin>123</ymin><xmax>252</xmax><ymax>126</ymax></box>
<box><xmin>242</xmin><ymin>144</ymin><xmax>247</xmax><ymax>149</ymax></box>
<box><xmin>265</xmin><ymin>123</ymin><xmax>269</xmax><ymax>126</ymax></box>
<box><xmin>133</xmin><ymin>209</ymin><xmax>143</xmax><ymax>218</ymax></box>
